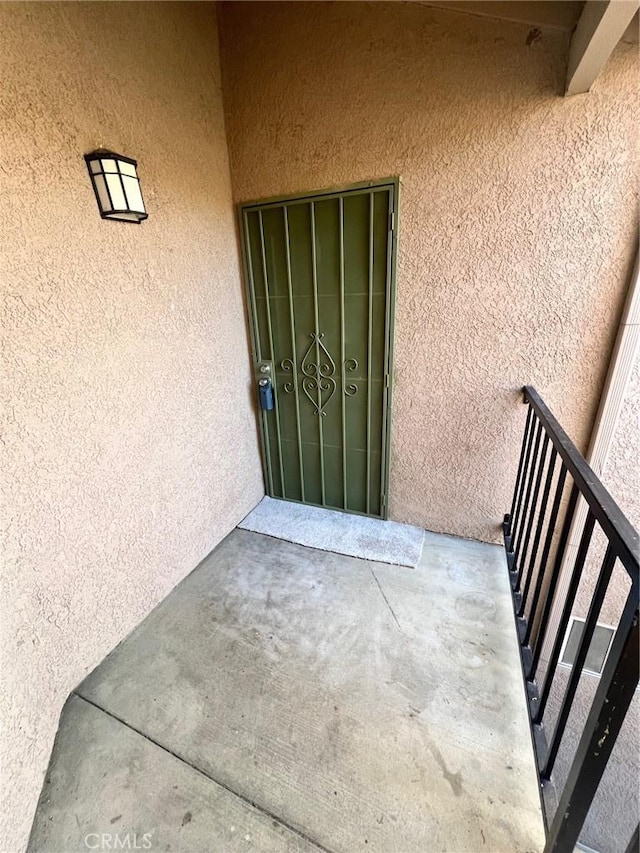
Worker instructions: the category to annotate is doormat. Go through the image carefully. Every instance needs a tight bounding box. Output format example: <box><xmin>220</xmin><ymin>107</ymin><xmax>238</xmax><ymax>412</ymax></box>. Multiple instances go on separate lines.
<box><xmin>238</xmin><ymin>497</ymin><xmax>424</xmax><ymax>568</ymax></box>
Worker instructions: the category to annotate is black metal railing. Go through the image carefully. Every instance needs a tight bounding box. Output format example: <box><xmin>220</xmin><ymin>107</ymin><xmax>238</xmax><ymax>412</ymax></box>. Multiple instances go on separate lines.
<box><xmin>503</xmin><ymin>386</ymin><xmax>639</xmax><ymax>853</ymax></box>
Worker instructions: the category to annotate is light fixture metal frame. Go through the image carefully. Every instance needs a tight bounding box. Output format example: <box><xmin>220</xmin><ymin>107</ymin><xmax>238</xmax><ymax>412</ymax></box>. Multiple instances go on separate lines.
<box><xmin>84</xmin><ymin>149</ymin><xmax>148</xmax><ymax>224</ymax></box>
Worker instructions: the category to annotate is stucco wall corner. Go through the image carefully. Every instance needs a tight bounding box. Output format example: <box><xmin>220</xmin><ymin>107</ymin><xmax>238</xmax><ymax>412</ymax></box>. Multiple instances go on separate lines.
<box><xmin>1</xmin><ymin>3</ymin><xmax>264</xmax><ymax>850</ymax></box>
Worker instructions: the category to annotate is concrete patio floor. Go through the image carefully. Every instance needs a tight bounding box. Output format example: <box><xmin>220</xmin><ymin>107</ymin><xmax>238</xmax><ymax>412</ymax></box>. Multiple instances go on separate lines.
<box><xmin>29</xmin><ymin>528</ymin><xmax>546</xmax><ymax>852</ymax></box>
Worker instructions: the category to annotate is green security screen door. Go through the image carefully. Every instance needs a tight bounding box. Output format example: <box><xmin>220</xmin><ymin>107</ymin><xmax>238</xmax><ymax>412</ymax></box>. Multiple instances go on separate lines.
<box><xmin>241</xmin><ymin>181</ymin><xmax>397</xmax><ymax>519</ymax></box>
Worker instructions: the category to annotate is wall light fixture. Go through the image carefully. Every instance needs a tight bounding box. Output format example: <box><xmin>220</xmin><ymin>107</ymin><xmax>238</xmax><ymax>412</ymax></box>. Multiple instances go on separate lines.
<box><xmin>84</xmin><ymin>149</ymin><xmax>148</xmax><ymax>223</ymax></box>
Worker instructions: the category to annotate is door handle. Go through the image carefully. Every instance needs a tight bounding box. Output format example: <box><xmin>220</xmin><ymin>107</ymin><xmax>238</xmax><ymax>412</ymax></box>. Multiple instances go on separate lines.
<box><xmin>258</xmin><ymin>376</ymin><xmax>275</xmax><ymax>411</ymax></box>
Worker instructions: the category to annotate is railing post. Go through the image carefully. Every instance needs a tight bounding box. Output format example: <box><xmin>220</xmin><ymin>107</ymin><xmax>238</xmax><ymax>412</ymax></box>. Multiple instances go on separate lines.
<box><xmin>544</xmin><ymin>593</ymin><xmax>639</xmax><ymax>853</ymax></box>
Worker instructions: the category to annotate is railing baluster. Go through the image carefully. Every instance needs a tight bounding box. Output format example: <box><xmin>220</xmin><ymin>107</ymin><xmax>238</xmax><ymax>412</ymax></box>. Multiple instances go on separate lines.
<box><xmin>535</xmin><ymin>509</ymin><xmax>596</xmax><ymax>726</ymax></box>
<box><xmin>544</xmin><ymin>593</ymin><xmax>639</xmax><ymax>853</ymax></box>
<box><xmin>524</xmin><ymin>462</ymin><xmax>567</xmax><ymax>650</ymax></box>
<box><xmin>509</xmin><ymin>406</ymin><xmax>534</xmax><ymax>533</ymax></box>
<box><xmin>541</xmin><ymin>543</ymin><xmax>617</xmax><ymax>778</ymax></box>
<box><xmin>510</xmin><ymin>409</ymin><xmax>537</xmax><ymax>550</ymax></box>
<box><xmin>521</xmin><ymin>386</ymin><xmax>638</xmax><ymax>573</ymax></box>
<box><xmin>514</xmin><ymin>420</ymin><xmax>542</xmax><ymax>567</ymax></box>
<box><xmin>517</xmin><ymin>432</ymin><xmax>549</xmax><ymax>591</ymax></box>
<box><xmin>529</xmin><ymin>482</ymin><xmax>579</xmax><ymax>681</ymax></box>
<box><xmin>519</xmin><ymin>446</ymin><xmax>557</xmax><ymax>618</ymax></box>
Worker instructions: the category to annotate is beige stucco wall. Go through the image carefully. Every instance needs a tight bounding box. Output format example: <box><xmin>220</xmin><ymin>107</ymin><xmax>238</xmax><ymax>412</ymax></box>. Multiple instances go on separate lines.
<box><xmin>0</xmin><ymin>3</ymin><xmax>263</xmax><ymax>850</ymax></box>
<box><xmin>219</xmin><ymin>1</ymin><xmax>639</xmax><ymax>542</ymax></box>
<box><xmin>585</xmin><ymin>343</ymin><xmax>640</xmax><ymax>625</ymax></box>
<box><xmin>602</xmin><ymin>349</ymin><xmax>640</xmax><ymax>533</ymax></box>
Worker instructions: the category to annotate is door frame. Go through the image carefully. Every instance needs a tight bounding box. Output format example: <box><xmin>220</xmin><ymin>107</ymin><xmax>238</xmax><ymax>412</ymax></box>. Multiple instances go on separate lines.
<box><xmin>237</xmin><ymin>177</ymin><xmax>400</xmax><ymax>520</ymax></box>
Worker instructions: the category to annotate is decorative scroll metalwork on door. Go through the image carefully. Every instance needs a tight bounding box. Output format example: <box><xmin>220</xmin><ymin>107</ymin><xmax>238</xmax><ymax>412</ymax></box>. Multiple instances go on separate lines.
<box><xmin>282</xmin><ymin>334</ymin><xmax>359</xmax><ymax>417</ymax></box>
<box><xmin>241</xmin><ymin>181</ymin><xmax>397</xmax><ymax>518</ymax></box>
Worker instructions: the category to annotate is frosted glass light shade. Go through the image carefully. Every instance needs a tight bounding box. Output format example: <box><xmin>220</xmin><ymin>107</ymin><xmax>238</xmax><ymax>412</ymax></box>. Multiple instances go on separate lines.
<box><xmin>84</xmin><ymin>150</ymin><xmax>148</xmax><ymax>223</ymax></box>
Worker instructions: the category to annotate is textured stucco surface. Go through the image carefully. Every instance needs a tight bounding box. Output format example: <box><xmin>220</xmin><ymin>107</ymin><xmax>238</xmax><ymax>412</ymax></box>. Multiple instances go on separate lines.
<box><xmin>0</xmin><ymin>4</ymin><xmax>263</xmax><ymax>851</ymax></box>
<box><xmin>219</xmin><ymin>1</ymin><xmax>639</xmax><ymax>542</ymax></box>
<box><xmin>602</xmin><ymin>347</ymin><xmax>640</xmax><ymax>531</ymax></box>
<box><xmin>572</xmin><ymin>342</ymin><xmax>639</xmax><ymax>625</ymax></box>
<box><xmin>594</xmin><ymin>346</ymin><xmax>639</xmax><ymax>621</ymax></box>
<box><xmin>595</xmin><ymin>342</ymin><xmax>639</xmax><ymax>621</ymax></box>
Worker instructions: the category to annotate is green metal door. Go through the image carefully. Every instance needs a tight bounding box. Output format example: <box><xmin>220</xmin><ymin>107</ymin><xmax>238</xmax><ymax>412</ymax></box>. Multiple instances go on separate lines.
<box><xmin>241</xmin><ymin>180</ymin><xmax>397</xmax><ymax>519</ymax></box>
